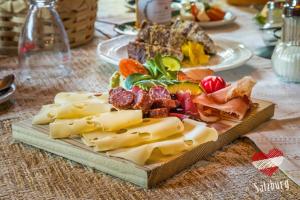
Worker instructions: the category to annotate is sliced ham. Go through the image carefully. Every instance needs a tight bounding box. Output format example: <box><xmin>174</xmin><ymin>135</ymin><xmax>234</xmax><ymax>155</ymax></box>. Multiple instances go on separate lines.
<box><xmin>193</xmin><ymin>94</ymin><xmax>250</xmax><ymax>120</ymax></box>
<box><xmin>208</xmin><ymin>76</ymin><xmax>256</xmax><ymax>103</ymax></box>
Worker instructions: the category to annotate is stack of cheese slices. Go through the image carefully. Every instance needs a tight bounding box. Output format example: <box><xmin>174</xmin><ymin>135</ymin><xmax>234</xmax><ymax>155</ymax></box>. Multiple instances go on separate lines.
<box><xmin>32</xmin><ymin>92</ymin><xmax>218</xmax><ymax>165</ymax></box>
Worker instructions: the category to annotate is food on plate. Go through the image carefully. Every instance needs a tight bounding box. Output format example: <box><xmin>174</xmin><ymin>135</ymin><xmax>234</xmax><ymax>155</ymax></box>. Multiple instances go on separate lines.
<box><xmin>127</xmin><ymin>20</ymin><xmax>216</xmax><ymax>66</ymax></box>
<box><xmin>180</xmin><ymin>1</ymin><xmax>226</xmax><ymax>22</ymax></box>
<box><xmin>32</xmin><ymin>57</ymin><xmax>257</xmax><ymax>165</ymax></box>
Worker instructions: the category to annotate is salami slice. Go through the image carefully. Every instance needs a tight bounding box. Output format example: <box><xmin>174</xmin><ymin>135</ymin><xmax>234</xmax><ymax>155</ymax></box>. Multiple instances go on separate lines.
<box><xmin>109</xmin><ymin>87</ymin><xmax>126</xmax><ymax>97</ymax></box>
<box><xmin>133</xmin><ymin>89</ymin><xmax>152</xmax><ymax>112</ymax></box>
<box><xmin>149</xmin><ymin>86</ymin><xmax>171</xmax><ymax>102</ymax></box>
<box><xmin>149</xmin><ymin>108</ymin><xmax>169</xmax><ymax>118</ymax></box>
<box><xmin>109</xmin><ymin>90</ymin><xmax>134</xmax><ymax>109</ymax></box>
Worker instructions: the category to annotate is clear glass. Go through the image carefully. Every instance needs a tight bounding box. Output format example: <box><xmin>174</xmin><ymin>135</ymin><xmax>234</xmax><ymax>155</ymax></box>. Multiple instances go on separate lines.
<box><xmin>271</xmin><ymin>1</ymin><xmax>300</xmax><ymax>83</ymax></box>
<box><xmin>18</xmin><ymin>0</ymin><xmax>71</xmax><ymax>82</ymax></box>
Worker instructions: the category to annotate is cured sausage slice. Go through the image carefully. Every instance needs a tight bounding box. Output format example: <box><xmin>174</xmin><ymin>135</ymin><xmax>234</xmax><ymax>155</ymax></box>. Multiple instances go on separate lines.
<box><xmin>149</xmin><ymin>108</ymin><xmax>169</xmax><ymax>118</ymax></box>
<box><xmin>132</xmin><ymin>89</ymin><xmax>152</xmax><ymax>112</ymax></box>
<box><xmin>109</xmin><ymin>90</ymin><xmax>134</xmax><ymax>109</ymax></box>
<box><xmin>149</xmin><ymin>86</ymin><xmax>171</xmax><ymax>102</ymax></box>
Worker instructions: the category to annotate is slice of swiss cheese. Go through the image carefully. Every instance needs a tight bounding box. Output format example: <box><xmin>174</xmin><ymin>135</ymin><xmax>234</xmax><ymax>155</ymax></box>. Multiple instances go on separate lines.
<box><xmin>49</xmin><ymin>110</ymin><xmax>143</xmax><ymax>139</ymax></box>
<box><xmin>54</xmin><ymin>92</ymin><xmax>108</xmax><ymax>104</ymax></box>
<box><xmin>82</xmin><ymin>117</ymin><xmax>184</xmax><ymax>151</ymax></box>
<box><xmin>32</xmin><ymin>102</ymin><xmax>113</xmax><ymax>125</ymax></box>
<box><xmin>107</xmin><ymin>119</ymin><xmax>218</xmax><ymax>165</ymax></box>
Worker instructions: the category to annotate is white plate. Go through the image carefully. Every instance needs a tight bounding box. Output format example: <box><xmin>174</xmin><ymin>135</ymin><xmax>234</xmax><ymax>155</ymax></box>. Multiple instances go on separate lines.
<box><xmin>0</xmin><ymin>84</ymin><xmax>16</xmax><ymax>105</ymax></box>
<box><xmin>114</xmin><ymin>12</ymin><xmax>236</xmax><ymax>36</ymax></box>
<box><xmin>196</xmin><ymin>11</ymin><xmax>237</xmax><ymax>28</ymax></box>
<box><xmin>97</xmin><ymin>35</ymin><xmax>252</xmax><ymax>72</ymax></box>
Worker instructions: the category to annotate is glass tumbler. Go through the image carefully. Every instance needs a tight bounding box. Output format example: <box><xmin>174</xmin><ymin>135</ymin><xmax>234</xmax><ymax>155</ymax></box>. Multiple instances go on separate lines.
<box><xmin>18</xmin><ymin>0</ymin><xmax>71</xmax><ymax>81</ymax></box>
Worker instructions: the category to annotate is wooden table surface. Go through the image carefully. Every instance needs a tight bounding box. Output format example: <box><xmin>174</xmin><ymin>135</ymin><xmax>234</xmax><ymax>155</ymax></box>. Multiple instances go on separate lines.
<box><xmin>0</xmin><ymin>0</ymin><xmax>299</xmax><ymax>199</ymax></box>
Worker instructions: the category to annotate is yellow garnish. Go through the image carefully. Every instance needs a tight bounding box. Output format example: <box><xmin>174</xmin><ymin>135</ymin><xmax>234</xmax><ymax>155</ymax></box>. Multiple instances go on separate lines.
<box><xmin>181</xmin><ymin>41</ymin><xmax>210</xmax><ymax>66</ymax></box>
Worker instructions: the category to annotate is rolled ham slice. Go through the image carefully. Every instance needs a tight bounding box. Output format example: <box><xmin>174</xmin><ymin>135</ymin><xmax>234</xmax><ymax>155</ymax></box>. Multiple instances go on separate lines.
<box><xmin>194</xmin><ymin>95</ymin><xmax>250</xmax><ymax>120</ymax></box>
<box><xmin>208</xmin><ymin>76</ymin><xmax>256</xmax><ymax>103</ymax></box>
<box><xmin>193</xmin><ymin>76</ymin><xmax>256</xmax><ymax>122</ymax></box>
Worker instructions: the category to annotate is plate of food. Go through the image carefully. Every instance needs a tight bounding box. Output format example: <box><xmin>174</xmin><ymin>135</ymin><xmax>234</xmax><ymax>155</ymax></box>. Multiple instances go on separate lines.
<box><xmin>179</xmin><ymin>1</ymin><xmax>237</xmax><ymax>27</ymax></box>
<box><xmin>99</xmin><ymin>20</ymin><xmax>252</xmax><ymax>72</ymax></box>
<box><xmin>13</xmin><ymin>52</ymin><xmax>274</xmax><ymax>187</ymax></box>
<box><xmin>116</xmin><ymin>1</ymin><xmax>236</xmax><ymax>36</ymax></box>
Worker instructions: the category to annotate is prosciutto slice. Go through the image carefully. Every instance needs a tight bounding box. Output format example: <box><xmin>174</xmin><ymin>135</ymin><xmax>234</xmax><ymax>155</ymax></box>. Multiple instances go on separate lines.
<box><xmin>208</xmin><ymin>76</ymin><xmax>256</xmax><ymax>103</ymax></box>
<box><xmin>194</xmin><ymin>95</ymin><xmax>250</xmax><ymax>120</ymax></box>
<box><xmin>193</xmin><ymin>76</ymin><xmax>256</xmax><ymax>122</ymax></box>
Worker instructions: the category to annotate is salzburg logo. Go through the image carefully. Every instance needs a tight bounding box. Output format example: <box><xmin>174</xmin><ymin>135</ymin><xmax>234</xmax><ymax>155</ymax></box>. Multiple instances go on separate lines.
<box><xmin>252</xmin><ymin>148</ymin><xmax>284</xmax><ymax>176</ymax></box>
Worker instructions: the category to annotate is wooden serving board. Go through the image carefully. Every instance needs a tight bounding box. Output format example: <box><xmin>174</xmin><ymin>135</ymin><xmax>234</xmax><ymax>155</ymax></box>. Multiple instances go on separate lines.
<box><xmin>12</xmin><ymin>99</ymin><xmax>275</xmax><ymax>188</ymax></box>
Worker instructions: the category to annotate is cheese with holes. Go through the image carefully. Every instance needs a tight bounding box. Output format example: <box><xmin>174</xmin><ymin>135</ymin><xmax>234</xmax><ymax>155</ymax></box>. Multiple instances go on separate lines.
<box><xmin>49</xmin><ymin>110</ymin><xmax>143</xmax><ymax>138</ymax></box>
<box><xmin>54</xmin><ymin>92</ymin><xmax>108</xmax><ymax>104</ymax></box>
<box><xmin>107</xmin><ymin>119</ymin><xmax>218</xmax><ymax>165</ymax></box>
<box><xmin>32</xmin><ymin>102</ymin><xmax>113</xmax><ymax>125</ymax></box>
<box><xmin>82</xmin><ymin>117</ymin><xmax>184</xmax><ymax>151</ymax></box>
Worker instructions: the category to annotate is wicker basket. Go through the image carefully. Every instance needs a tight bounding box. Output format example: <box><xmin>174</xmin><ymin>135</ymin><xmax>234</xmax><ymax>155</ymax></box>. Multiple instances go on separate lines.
<box><xmin>0</xmin><ymin>0</ymin><xmax>97</xmax><ymax>55</ymax></box>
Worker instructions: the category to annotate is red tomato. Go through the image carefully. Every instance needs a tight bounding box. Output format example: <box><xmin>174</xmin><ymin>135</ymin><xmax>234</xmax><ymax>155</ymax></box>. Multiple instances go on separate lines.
<box><xmin>200</xmin><ymin>76</ymin><xmax>226</xmax><ymax>94</ymax></box>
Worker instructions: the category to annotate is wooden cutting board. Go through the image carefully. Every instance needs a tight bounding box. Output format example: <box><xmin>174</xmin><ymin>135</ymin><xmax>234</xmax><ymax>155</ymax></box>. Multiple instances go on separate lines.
<box><xmin>12</xmin><ymin>99</ymin><xmax>275</xmax><ymax>188</ymax></box>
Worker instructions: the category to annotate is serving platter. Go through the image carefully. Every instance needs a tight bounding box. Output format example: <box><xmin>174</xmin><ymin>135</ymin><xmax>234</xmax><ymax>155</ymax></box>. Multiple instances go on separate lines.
<box><xmin>12</xmin><ymin>99</ymin><xmax>274</xmax><ymax>188</ymax></box>
<box><xmin>97</xmin><ymin>35</ymin><xmax>252</xmax><ymax>72</ymax></box>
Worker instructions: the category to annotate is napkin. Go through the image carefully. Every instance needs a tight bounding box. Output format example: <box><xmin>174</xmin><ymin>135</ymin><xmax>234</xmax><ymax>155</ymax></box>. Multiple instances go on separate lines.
<box><xmin>245</xmin><ymin>118</ymin><xmax>300</xmax><ymax>186</ymax></box>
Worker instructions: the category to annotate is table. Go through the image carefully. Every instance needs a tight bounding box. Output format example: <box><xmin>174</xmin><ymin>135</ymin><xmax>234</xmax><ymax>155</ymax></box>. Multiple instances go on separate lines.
<box><xmin>0</xmin><ymin>0</ymin><xmax>299</xmax><ymax>199</ymax></box>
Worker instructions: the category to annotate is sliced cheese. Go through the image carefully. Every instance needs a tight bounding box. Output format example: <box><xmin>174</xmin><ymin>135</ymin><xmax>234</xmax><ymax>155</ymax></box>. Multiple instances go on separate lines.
<box><xmin>107</xmin><ymin>119</ymin><xmax>218</xmax><ymax>165</ymax></box>
<box><xmin>32</xmin><ymin>102</ymin><xmax>113</xmax><ymax>125</ymax></box>
<box><xmin>49</xmin><ymin>110</ymin><xmax>143</xmax><ymax>139</ymax></box>
<box><xmin>54</xmin><ymin>92</ymin><xmax>108</xmax><ymax>104</ymax></box>
<box><xmin>82</xmin><ymin>117</ymin><xmax>184</xmax><ymax>151</ymax></box>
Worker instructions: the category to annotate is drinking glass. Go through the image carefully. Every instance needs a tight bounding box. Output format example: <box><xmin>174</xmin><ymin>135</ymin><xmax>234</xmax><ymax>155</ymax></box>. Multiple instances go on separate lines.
<box><xmin>18</xmin><ymin>0</ymin><xmax>71</xmax><ymax>81</ymax></box>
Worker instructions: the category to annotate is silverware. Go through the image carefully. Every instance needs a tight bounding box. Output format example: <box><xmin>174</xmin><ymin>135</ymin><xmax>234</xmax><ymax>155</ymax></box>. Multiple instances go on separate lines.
<box><xmin>0</xmin><ymin>74</ymin><xmax>15</xmax><ymax>93</ymax></box>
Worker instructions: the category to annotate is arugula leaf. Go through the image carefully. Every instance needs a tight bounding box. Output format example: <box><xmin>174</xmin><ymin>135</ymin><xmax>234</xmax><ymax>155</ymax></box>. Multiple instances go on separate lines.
<box><xmin>134</xmin><ymin>79</ymin><xmax>179</xmax><ymax>90</ymax></box>
<box><xmin>154</xmin><ymin>54</ymin><xmax>169</xmax><ymax>78</ymax></box>
<box><xmin>144</xmin><ymin>59</ymin><xmax>159</xmax><ymax>78</ymax></box>
<box><xmin>124</xmin><ymin>73</ymin><xmax>152</xmax><ymax>90</ymax></box>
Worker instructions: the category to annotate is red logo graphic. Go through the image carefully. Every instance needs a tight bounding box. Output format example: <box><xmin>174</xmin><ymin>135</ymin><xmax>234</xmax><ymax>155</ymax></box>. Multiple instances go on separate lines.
<box><xmin>252</xmin><ymin>148</ymin><xmax>284</xmax><ymax>176</ymax></box>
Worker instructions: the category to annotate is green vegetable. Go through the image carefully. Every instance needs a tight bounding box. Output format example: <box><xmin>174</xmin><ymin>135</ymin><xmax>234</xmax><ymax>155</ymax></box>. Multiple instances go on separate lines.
<box><xmin>254</xmin><ymin>14</ymin><xmax>266</xmax><ymax>26</ymax></box>
<box><xmin>124</xmin><ymin>73</ymin><xmax>152</xmax><ymax>90</ymax></box>
<box><xmin>203</xmin><ymin>2</ymin><xmax>211</xmax><ymax>11</ymax></box>
<box><xmin>154</xmin><ymin>54</ymin><xmax>170</xmax><ymax>78</ymax></box>
<box><xmin>109</xmin><ymin>71</ymin><xmax>121</xmax><ymax>88</ymax></box>
<box><xmin>144</xmin><ymin>59</ymin><xmax>159</xmax><ymax>78</ymax></box>
<box><xmin>161</xmin><ymin>56</ymin><xmax>181</xmax><ymax>72</ymax></box>
<box><xmin>123</xmin><ymin>54</ymin><xmax>182</xmax><ymax>90</ymax></box>
<box><xmin>134</xmin><ymin>79</ymin><xmax>179</xmax><ymax>91</ymax></box>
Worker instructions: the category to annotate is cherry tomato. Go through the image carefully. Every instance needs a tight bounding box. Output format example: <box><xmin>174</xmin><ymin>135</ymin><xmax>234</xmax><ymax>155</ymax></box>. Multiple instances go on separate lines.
<box><xmin>119</xmin><ymin>58</ymin><xmax>148</xmax><ymax>78</ymax></box>
<box><xmin>200</xmin><ymin>76</ymin><xmax>226</xmax><ymax>94</ymax></box>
